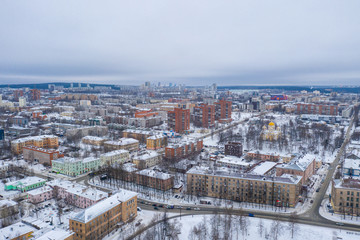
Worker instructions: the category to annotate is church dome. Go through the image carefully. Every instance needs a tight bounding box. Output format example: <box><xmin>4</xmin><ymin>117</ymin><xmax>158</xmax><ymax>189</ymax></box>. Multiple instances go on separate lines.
<box><xmin>269</xmin><ymin>122</ymin><xmax>275</xmax><ymax>126</ymax></box>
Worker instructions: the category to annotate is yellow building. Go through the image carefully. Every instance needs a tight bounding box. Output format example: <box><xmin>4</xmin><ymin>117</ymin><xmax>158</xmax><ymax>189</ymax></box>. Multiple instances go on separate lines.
<box><xmin>146</xmin><ymin>134</ymin><xmax>167</xmax><ymax>150</ymax></box>
<box><xmin>11</xmin><ymin>135</ymin><xmax>59</xmax><ymax>154</ymax></box>
<box><xmin>69</xmin><ymin>190</ymin><xmax>137</xmax><ymax>240</ymax></box>
<box><xmin>262</xmin><ymin>122</ymin><xmax>281</xmax><ymax>141</ymax></box>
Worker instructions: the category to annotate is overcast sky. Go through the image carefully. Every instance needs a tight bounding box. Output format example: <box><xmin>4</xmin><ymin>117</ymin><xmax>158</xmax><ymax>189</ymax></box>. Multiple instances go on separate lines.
<box><xmin>1</xmin><ymin>0</ymin><xmax>360</xmax><ymax>86</ymax></box>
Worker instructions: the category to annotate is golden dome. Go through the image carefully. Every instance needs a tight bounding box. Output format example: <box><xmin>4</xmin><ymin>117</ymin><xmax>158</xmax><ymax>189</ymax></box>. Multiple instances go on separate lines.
<box><xmin>269</xmin><ymin>122</ymin><xmax>275</xmax><ymax>126</ymax></box>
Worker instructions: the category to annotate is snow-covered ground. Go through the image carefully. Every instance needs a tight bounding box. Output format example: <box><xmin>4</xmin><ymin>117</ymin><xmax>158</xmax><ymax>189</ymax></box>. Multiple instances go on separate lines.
<box><xmin>320</xmin><ymin>198</ymin><xmax>360</xmax><ymax>226</ymax></box>
<box><xmin>146</xmin><ymin>214</ymin><xmax>360</xmax><ymax>240</ymax></box>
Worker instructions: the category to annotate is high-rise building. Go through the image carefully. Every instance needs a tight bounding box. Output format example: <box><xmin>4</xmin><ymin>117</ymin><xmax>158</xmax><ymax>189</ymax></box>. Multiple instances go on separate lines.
<box><xmin>168</xmin><ymin>108</ymin><xmax>190</xmax><ymax>133</ymax></box>
<box><xmin>19</xmin><ymin>97</ymin><xmax>26</xmax><ymax>107</ymax></box>
<box><xmin>215</xmin><ymin>99</ymin><xmax>232</xmax><ymax>122</ymax></box>
<box><xmin>13</xmin><ymin>90</ymin><xmax>24</xmax><ymax>101</ymax></box>
<box><xmin>30</xmin><ymin>89</ymin><xmax>41</xmax><ymax>101</ymax></box>
<box><xmin>193</xmin><ymin>103</ymin><xmax>215</xmax><ymax>128</ymax></box>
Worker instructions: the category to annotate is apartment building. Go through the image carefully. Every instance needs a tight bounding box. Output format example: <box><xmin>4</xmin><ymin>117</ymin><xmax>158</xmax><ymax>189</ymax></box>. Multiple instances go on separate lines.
<box><xmin>136</xmin><ymin>169</ymin><xmax>174</xmax><ymax>191</ymax></box>
<box><xmin>133</xmin><ymin>151</ymin><xmax>162</xmax><ymax>169</ymax></box>
<box><xmin>165</xmin><ymin>139</ymin><xmax>203</xmax><ymax>160</ymax></box>
<box><xmin>104</xmin><ymin>138</ymin><xmax>139</xmax><ymax>152</ymax></box>
<box><xmin>331</xmin><ymin>178</ymin><xmax>360</xmax><ymax>216</ymax></box>
<box><xmin>69</xmin><ymin>190</ymin><xmax>137</xmax><ymax>240</ymax></box>
<box><xmin>100</xmin><ymin>150</ymin><xmax>130</xmax><ymax>166</ymax></box>
<box><xmin>276</xmin><ymin>154</ymin><xmax>316</xmax><ymax>185</ymax></box>
<box><xmin>296</xmin><ymin>102</ymin><xmax>338</xmax><ymax>115</ymax></box>
<box><xmin>193</xmin><ymin>103</ymin><xmax>215</xmax><ymax>128</ymax></box>
<box><xmin>11</xmin><ymin>135</ymin><xmax>59</xmax><ymax>154</ymax></box>
<box><xmin>146</xmin><ymin>134</ymin><xmax>167</xmax><ymax>150</ymax></box>
<box><xmin>168</xmin><ymin>108</ymin><xmax>190</xmax><ymax>133</ymax></box>
<box><xmin>52</xmin><ymin>157</ymin><xmax>100</xmax><ymax>177</ymax></box>
<box><xmin>27</xmin><ymin>186</ymin><xmax>54</xmax><ymax>204</ymax></box>
<box><xmin>81</xmin><ymin>136</ymin><xmax>107</xmax><ymax>146</ymax></box>
<box><xmin>247</xmin><ymin>151</ymin><xmax>280</xmax><ymax>162</ymax></box>
<box><xmin>186</xmin><ymin>166</ymin><xmax>302</xmax><ymax>207</ymax></box>
<box><xmin>23</xmin><ymin>146</ymin><xmax>63</xmax><ymax>166</ymax></box>
<box><xmin>122</xmin><ymin>129</ymin><xmax>153</xmax><ymax>143</ymax></box>
<box><xmin>225</xmin><ymin>142</ymin><xmax>243</xmax><ymax>157</ymax></box>
<box><xmin>215</xmin><ymin>99</ymin><xmax>232</xmax><ymax>123</ymax></box>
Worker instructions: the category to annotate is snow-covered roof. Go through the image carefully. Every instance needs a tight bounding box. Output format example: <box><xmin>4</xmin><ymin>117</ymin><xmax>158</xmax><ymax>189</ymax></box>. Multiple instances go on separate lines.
<box><xmin>147</xmin><ymin>134</ymin><xmax>165</xmax><ymax>140</ymax></box>
<box><xmin>104</xmin><ymin>138</ymin><xmax>139</xmax><ymax>146</ymax></box>
<box><xmin>101</xmin><ymin>149</ymin><xmax>129</xmax><ymax>157</ymax></box>
<box><xmin>0</xmin><ymin>199</ymin><xmax>17</xmax><ymax>208</ymax></box>
<box><xmin>344</xmin><ymin>158</ymin><xmax>360</xmax><ymax>169</ymax></box>
<box><xmin>137</xmin><ymin>169</ymin><xmax>172</xmax><ymax>180</ymax></box>
<box><xmin>82</xmin><ymin>135</ymin><xmax>107</xmax><ymax>141</ymax></box>
<box><xmin>133</xmin><ymin>151</ymin><xmax>160</xmax><ymax>161</ymax></box>
<box><xmin>5</xmin><ymin>176</ymin><xmax>46</xmax><ymax>187</ymax></box>
<box><xmin>0</xmin><ymin>222</ymin><xmax>36</xmax><ymax>240</ymax></box>
<box><xmin>187</xmin><ymin>166</ymin><xmax>302</xmax><ymax>185</ymax></box>
<box><xmin>250</xmin><ymin>161</ymin><xmax>277</xmax><ymax>175</ymax></box>
<box><xmin>11</xmin><ymin>134</ymin><xmax>57</xmax><ymax>143</ymax></box>
<box><xmin>217</xmin><ymin>156</ymin><xmax>251</xmax><ymax>167</ymax></box>
<box><xmin>122</xmin><ymin>163</ymin><xmax>138</xmax><ymax>172</ymax></box>
<box><xmin>72</xmin><ymin>190</ymin><xmax>137</xmax><ymax>223</ymax></box>
<box><xmin>27</xmin><ymin>186</ymin><xmax>53</xmax><ymax>196</ymax></box>
<box><xmin>35</xmin><ymin>228</ymin><xmax>74</xmax><ymax>240</ymax></box>
<box><xmin>47</xmin><ymin>180</ymin><xmax>108</xmax><ymax>201</ymax></box>
<box><xmin>276</xmin><ymin>154</ymin><xmax>316</xmax><ymax>171</ymax></box>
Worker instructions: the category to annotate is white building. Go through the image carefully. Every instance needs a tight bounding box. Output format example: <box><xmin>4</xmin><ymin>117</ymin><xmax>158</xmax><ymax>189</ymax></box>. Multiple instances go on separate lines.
<box><xmin>100</xmin><ymin>149</ymin><xmax>130</xmax><ymax>165</ymax></box>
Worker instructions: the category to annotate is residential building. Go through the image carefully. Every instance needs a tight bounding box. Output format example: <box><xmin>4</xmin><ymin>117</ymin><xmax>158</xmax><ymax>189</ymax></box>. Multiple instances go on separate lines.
<box><xmin>11</xmin><ymin>135</ymin><xmax>59</xmax><ymax>154</ymax></box>
<box><xmin>146</xmin><ymin>134</ymin><xmax>167</xmax><ymax>150</ymax></box>
<box><xmin>100</xmin><ymin>150</ymin><xmax>130</xmax><ymax>165</ymax></box>
<box><xmin>69</xmin><ymin>190</ymin><xmax>137</xmax><ymax>240</ymax></box>
<box><xmin>0</xmin><ymin>200</ymin><xmax>19</xmax><ymax>227</ymax></box>
<box><xmin>52</xmin><ymin>157</ymin><xmax>101</xmax><ymax>177</ymax></box>
<box><xmin>23</xmin><ymin>146</ymin><xmax>63</xmax><ymax>167</ymax></box>
<box><xmin>47</xmin><ymin>180</ymin><xmax>108</xmax><ymax>208</ymax></box>
<box><xmin>165</xmin><ymin>139</ymin><xmax>203</xmax><ymax>160</ymax></box>
<box><xmin>80</xmin><ymin>100</ymin><xmax>91</xmax><ymax>106</ymax></box>
<box><xmin>18</xmin><ymin>97</ymin><xmax>26</xmax><ymax>107</ymax></box>
<box><xmin>81</xmin><ymin>136</ymin><xmax>107</xmax><ymax>146</ymax></box>
<box><xmin>331</xmin><ymin>178</ymin><xmax>360</xmax><ymax>216</ymax></box>
<box><xmin>225</xmin><ymin>142</ymin><xmax>243</xmax><ymax>157</ymax></box>
<box><xmin>122</xmin><ymin>129</ymin><xmax>153</xmax><ymax>143</ymax></box>
<box><xmin>186</xmin><ymin>166</ymin><xmax>302</xmax><ymax>207</ymax></box>
<box><xmin>0</xmin><ymin>221</ymin><xmax>36</xmax><ymax>240</ymax></box>
<box><xmin>247</xmin><ymin>151</ymin><xmax>280</xmax><ymax>162</ymax></box>
<box><xmin>27</xmin><ymin>186</ymin><xmax>54</xmax><ymax>204</ymax></box>
<box><xmin>133</xmin><ymin>151</ymin><xmax>162</xmax><ymax>169</ymax></box>
<box><xmin>343</xmin><ymin>158</ymin><xmax>360</xmax><ymax>177</ymax></box>
<box><xmin>217</xmin><ymin>156</ymin><xmax>254</xmax><ymax>171</ymax></box>
<box><xmin>296</xmin><ymin>102</ymin><xmax>338</xmax><ymax>115</ymax></box>
<box><xmin>193</xmin><ymin>103</ymin><xmax>215</xmax><ymax>128</ymax></box>
<box><xmin>275</xmin><ymin>154</ymin><xmax>316</xmax><ymax>185</ymax></box>
<box><xmin>5</xmin><ymin>176</ymin><xmax>46</xmax><ymax>192</ymax></box>
<box><xmin>104</xmin><ymin>138</ymin><xmax>139</xmax><ymax>152</ymax></box>
<box><xmin>136</xmin><ymin>169</ymin><xmax>174</xmax><ymax>191</ymax></box>
<box><xmin>30</xmin><ymin>89</ymin><xmax>41</xmax><ymax>101</ymax></box>
<box><xmin>128</xmin><ymin>116</ymin><xmax>162</xmax><ymax>128</ymax></box>
<box><xmin>168</xmin><ymin>108</ymin><xmax>190</xmax><ymax>133</ymax></box>
<box><xmin>215</xmin><ymin>99</ymin><xmax>232</xmax><ymax>123</ymax></box>
<box><xmin>134</xmin><ymin>109</ymin><xmax>159</xmax><ymax>118</ymax></box>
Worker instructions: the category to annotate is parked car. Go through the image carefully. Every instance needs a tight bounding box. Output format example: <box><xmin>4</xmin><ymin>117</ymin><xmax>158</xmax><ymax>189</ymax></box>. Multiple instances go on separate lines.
<box><xmin>186</xmin><ymin>207</ymin><xmax>192</xmax><ymax>210</ymax></box>
<box><xmin>194</xmin><ymin>208</ymin><xmax>200</xmax><ymax>211</ymax></box>
<box><xmin>137</xmin><ymin>207</ymin><xmax>142</xmax><ymax>212</ymax></box>
<box><xmin>248</xmin><ymin>213</ymin><xmax>254</xmax><ymax>217</ymax></box>
<box><xmin>154</xmin><ymin>207</ymin><xmax>159</xmax><ymax>210</ymax></box>
<box><xmin>335</xmin><ymin>222</ymin><xmax>344</xmax><ymax>226</ymax></box>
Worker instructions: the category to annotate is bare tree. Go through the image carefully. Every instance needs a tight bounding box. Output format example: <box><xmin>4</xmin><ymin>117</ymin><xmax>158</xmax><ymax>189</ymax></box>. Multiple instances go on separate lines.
<box><xmin>289</xmin><ymin>211</ymin><xmax>299</xmax><ymax>238</ymax></box>
<box><xmin>270</xmin><ymin>215</ymin><xmax>283</xmax><ymax>240</ymax></box>
<box><xmin>258</xmin><ymin>218</ymin><xmax>264</xmax><ymax>238</ymax></box>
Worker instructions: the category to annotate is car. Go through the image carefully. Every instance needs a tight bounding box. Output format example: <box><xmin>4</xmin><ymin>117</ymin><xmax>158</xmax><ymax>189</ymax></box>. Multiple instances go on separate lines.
<box><xmin>310</xmin><ymin>200</ymin><xmax>314</xmax><ymax>203</ymax></box>
<box><xmin>335</xmin><ymin>222</ymin><xmax>344</xmax><ymax>226</ymax></box>
<box><xmin>194</xmin><ymin>208</ymin><xmax>200</xmax><ymax>211</ymax></box>
<box><xmin>137</xmin><ymin>207</ymin><xmax>142</xmax><ymax>212</ymax></box>
<box><xmin>186</xmin><ymin>207</ymin><xmax>192</xmax><ymax>210</ymax></box>
<box><xmin>176</xmin><ymin>206</ymin><xmax>182</xmax><ymax>209</ymax></box>
<box><xmin>316</xmin><ymin>188</ymin><xmax>320</xmax><ymax>192</ymax></box>
<box><xmin>158</xmin><ymin>204</ymin><xmax>164</xmax><ymax>208</ymax></box>
<box><xmin>174</xmin><ymin>195</ymin><xmax>178</xmax><ymax>198</ymax></box>
<box><xmin>140</xmin><ymin>201</ymin><xmax>145</xmax><ymax>204</ymax></box>
<box><xmin>152</xmin><ymin>204</ymin><xmax>157</xmax><ymax>207</ymax></box>
<box><xmin>167</xmin><ymin>205</ymin><xmax>174</xmax><ymax>209</ymax></box>
<box><xmin>154</xmin><ymin>207</ymin><xmax>159</xmax><ymax>210</ymax></box>
<box><xmin>248</xmin><ymin>213</ymin><xmax>254</xmax><ymax>217</ymax></box>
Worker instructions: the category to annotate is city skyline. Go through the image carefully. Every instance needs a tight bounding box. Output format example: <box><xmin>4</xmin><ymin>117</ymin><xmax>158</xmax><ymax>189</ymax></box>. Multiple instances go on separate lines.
<box><xmin>1</xmin><ymin>0</ymin><xmax>360</xmax><ymax>86</ymax></box>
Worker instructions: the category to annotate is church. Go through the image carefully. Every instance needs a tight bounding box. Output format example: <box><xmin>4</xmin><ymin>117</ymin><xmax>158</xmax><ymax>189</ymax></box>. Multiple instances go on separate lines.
<box><xmin>262</xmin><ymin>122</ymin><xmax>281</xmax><ymax>141</ymax></box>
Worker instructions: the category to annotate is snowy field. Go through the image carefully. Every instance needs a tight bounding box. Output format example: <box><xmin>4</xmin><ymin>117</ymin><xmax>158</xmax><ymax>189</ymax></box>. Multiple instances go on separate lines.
<box><xmin>148</xmin><ymin>214</ymin><xmax>360</xmax><ymax>240</ymax></box>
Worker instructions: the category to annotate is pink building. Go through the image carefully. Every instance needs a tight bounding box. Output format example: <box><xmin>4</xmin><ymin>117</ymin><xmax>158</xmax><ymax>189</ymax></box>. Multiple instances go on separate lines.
<box><xmin>47</xmin><ymin>180</ymin><xmax>108</xmax><ymax>208</ymax></box>
<box><xmin>27</xmin><ymin>186</ymin><xmax>54</xmax><ymax>204</ymax></box>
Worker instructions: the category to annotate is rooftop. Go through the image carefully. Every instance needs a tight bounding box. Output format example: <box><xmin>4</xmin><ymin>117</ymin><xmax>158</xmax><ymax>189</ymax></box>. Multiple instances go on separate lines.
<box><xmin>72</xmin><ymin>190</ymin><xmax>137</xmax><ymax>223</ymax></box>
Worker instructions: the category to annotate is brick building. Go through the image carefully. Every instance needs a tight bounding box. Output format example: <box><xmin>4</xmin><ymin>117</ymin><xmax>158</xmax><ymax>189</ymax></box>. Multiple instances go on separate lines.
<box><xmin>30</xmin><ymin>89</ymin><xmax>41</xmax><ymax>101</ymax></box>
<box><xmin>193</xmin><ymin>103</ymin><xmax>215</xmax><ymax>128</ymax></box>
<box><xmin>104</xmin><ymin>138</ymin><xmax>139</xmax><ymax>152</ymax></box>
<box><xmin>165</xmin><ymin>139</ymin><xmax>203</xmax><ymax>160</ymax></box>
<box><xmin>136</xmin><ymin>169</ymin><xmax>174</xmax><ymax>191</ymax></box>
<box><xmin>331</xmin><ymin>178</ymin><xmax>360</xmax><ymax>216</ymax></box>
<box><xmin>225</xmin><ymin>142</ymin><xmax>243</xmax><ymax>157</ymax></box>
<box><xmin>23</xmin><ymin>146</ymin><xmax>63</xmax><ymax>166</ymax></box>
<box><xmin>168</xmin><ymin>108</ymin><xmax>190</xmax><ymax>133</ymax></box>
<box><xmin>146</xmin><ymin>134</ymin><xmax>167</xmax><ymax>150</ymax></box>
<box><xmin>215</xmin><ymin>99</ymin><xmax>232</xmax><ymax>123</ymax></box>
<box><xmin>246</xmin><ymin>151</ymin><xmax>280</xmax><ymax>162</ymax></box>
<box><xmin>296</xmin><ymin>103</ymin><xmax>338</xmax><ymax>115</ymax></box>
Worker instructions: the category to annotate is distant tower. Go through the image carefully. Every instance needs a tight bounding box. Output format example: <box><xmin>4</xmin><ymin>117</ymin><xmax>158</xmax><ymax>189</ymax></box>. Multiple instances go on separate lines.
<box><xmin>145</xmin><ymin>81</ymin><xmax>151</xmax><ymax>88</ymax></box>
